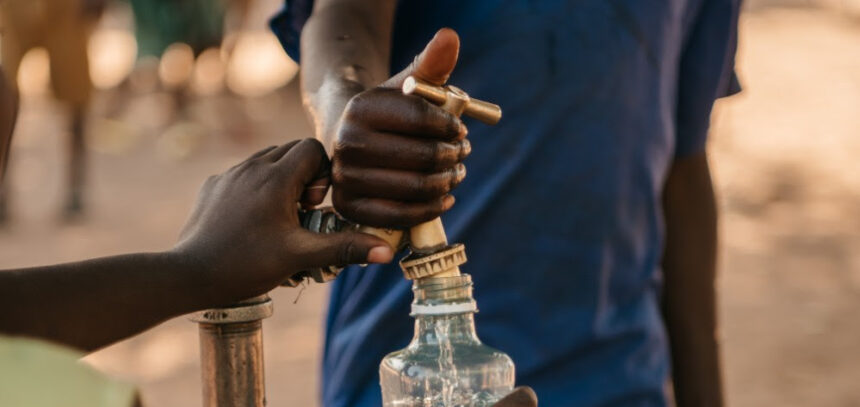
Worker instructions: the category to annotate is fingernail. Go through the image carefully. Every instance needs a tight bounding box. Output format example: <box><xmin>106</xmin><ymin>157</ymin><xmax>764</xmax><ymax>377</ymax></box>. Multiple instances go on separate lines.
<box><xmin>367</xmin><ymin>246</ymin><xmax>394</xmax><ymax>263</ymax></box>
<box><xmin>458</xmin><ymin>122</ymin><xmax>468</xmax><ymax>139</ymax></box>
<box><xmin>455</xmin><ymin>163</ymin><xmax>467</xmax><ymax>182</ymax></box>
<box><xmin>460</xmin><ymin>139</ymin><xmax>471</xmax><ymax>156</ymax></box>
<box><xmin>443</xmin><ymin>195</ymin><xmax>456</xmax><ymax>210</ymax></box>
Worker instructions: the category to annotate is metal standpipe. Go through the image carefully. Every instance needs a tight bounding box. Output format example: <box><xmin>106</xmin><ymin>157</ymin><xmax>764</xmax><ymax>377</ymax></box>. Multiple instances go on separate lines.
<box><xmin>191</xmin><ymin>294</ymin><xmax>273</xmax><ymax>407</ymax></box>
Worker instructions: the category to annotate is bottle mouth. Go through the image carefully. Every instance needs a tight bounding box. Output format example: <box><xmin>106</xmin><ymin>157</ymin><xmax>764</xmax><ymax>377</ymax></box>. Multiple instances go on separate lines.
<box><xmin>411</xmin><ymin>274</ymin><xmax>477</xmax><ymax>316</ymax></box>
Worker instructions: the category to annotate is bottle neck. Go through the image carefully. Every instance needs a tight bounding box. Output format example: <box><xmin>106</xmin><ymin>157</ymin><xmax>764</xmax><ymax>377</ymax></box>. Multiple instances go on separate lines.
<box><xmin>409</xmin><ymin>274</ymin><xmax>481</xmax><ymax>346</ymax></box>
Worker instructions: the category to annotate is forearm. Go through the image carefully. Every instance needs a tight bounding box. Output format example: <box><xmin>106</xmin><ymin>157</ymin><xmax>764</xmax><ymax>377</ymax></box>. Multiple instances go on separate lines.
<box><xmin>0</xmin><ymin>251</ymin><xmax>222</xmax><ymax>352</ymax></box>
<box><xmin>661</xmin><ymin>152</ymin><xmax>723</xmax><ymax>407</ymax></box>
<box><xmin>299</xmin><ymin>0</ymin><xmax>396</xmax><ymax>147</ymax></box>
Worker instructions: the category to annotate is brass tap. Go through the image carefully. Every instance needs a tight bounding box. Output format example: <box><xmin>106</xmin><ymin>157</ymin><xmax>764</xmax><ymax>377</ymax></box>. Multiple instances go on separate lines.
<box><xmin>402</xmin><ymin>76</ymin><xmax>502</xmax><ymax>125</ymax></box>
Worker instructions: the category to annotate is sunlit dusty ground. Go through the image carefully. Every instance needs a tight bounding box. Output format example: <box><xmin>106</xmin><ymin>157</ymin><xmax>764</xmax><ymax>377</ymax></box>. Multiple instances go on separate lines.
<box><xmin>0</xmin><ymin>4</ymin><xmax>858</xmax><ymax>407</ymax></box>
<box><xmin>712</xmin><ymin>5</ymin><xmax>860</xmax><ymax>406</ymax></box>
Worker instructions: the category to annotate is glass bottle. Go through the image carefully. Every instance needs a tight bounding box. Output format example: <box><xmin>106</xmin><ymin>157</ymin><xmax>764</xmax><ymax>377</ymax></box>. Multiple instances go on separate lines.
<box><xmin>380</xmin><ymin>274</ymin><xmax>515</xmax><ymax>407</ymax></box>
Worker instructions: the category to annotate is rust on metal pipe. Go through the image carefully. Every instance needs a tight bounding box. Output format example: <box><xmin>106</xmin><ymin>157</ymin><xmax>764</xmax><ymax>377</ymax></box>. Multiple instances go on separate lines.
<box><xmin>198</xmin><ymin>321</ymin><xmax>266</xmax><ymax>407</ymax></box>
<box><xmin>192</xmin><ymin>295</ymin><xmax>273</xmax><ymax>407</ymax></box>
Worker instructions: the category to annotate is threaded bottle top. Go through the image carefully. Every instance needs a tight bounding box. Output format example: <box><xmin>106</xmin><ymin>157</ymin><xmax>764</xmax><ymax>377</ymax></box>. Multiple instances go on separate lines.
<box><xmin>410</xmin><ymin>274</ymin><xmax>477</xmax><ymax>316</ymax></box>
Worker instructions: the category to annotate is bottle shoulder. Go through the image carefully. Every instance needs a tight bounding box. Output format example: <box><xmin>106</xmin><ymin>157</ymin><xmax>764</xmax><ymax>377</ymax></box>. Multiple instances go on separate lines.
<box><xmin>382</xmin><ymin>342</ymin><xmax>514</xmax><ymax>370</ymax></box>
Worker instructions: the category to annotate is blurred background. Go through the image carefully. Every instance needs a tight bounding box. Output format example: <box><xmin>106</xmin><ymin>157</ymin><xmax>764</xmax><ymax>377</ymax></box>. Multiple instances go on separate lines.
<box><xmin>0</xmin><ymin>0</ymin><xmax>857</xmax><ymax>406</ymax></box>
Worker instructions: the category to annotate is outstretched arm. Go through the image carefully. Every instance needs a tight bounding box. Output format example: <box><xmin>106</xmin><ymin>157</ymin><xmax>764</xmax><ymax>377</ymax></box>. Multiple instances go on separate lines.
<box><xmin>0</xmin><ymin>252</ymin><xmax>215</xmax><ymax>352</ymax></box>
<box><xmin>0</xmin><ymin>140</ymin><xmax>392</xmax><ymax>352</ymax></box>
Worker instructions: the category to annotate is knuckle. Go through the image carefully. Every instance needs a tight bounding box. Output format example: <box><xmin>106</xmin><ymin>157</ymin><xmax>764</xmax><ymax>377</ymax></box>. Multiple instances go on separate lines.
<box><xmin>330</xmin><ymin>162</ymin><xmax>348</xmax><ymax>185</ymax></box>
<box><xmin>423</xmin><ymin>142</ymin><xmax>444</xmax><ymax>170</ymax></box>
<box><xmin>308</xmin><ymin>138</ymin><xmax>327</xmax><ymax>155</ymax></box>
<box><xmin>425</xmin><ymin>142</ymin><xmax>455</xmax><ymax>171</ymax></box>
<box><xmin>333</xmin><ymin>130</ymin><xmax>363</xmax><ymax>158</ymax></box>
<box><xmin>412</xmin><ymin>98</ymin><xmax>435</xmax><ymax>123</ymax></box>
<box><xmin>338</xmin><ymin>239</ymin><xmax>357</xmax><ymax>264</ymax></box>
<box><xmin>431</xmin><ymin>142</ymin><xmax>446</xmax><ymax>163</ymax></box>
<box><xmin>415</xmin><ymin>100</ymin><xmax>457</xmax><ymax>138</ymax></box>
<box><xmin>331</xmin><ymin>163</ymin><xmax>362</xmax><ymax>189</ymax></box>
<box><xmin>343</xmin><ymin>89</ymin><xmax>383</xmax><ymax>122</ymax></box>
<box><xmin>408</xmin><ymin>174</ymin><xmax>428</xmax><ymax>195</ymax></box>
<box><xmin>296</xmin><ymin>138</ymin><xmax>326</xmax><ymax>162</ymax></box>
<box><xmin>343</xmin><ymin>95</ymin><xmax>366</xmax><ymax>121</ymax></box>
<box><xmin>432</xmin><ymin>108</ymin><xmax>457</xmax><ymax>137</ymax></box>
<box><xmin>417</xmin><ymin>174</ymin><xmax>450</xmax><ymax>198</ymax></box>
<box><xmin>446</xmin><ymin>116</ymin><xmax>461</xmax><ymax>138</ymax></box>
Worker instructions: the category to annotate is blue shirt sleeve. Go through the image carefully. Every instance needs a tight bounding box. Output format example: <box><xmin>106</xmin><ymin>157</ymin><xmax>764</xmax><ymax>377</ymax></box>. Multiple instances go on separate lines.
<box><xmin>269</xmin><ymin>0</ymin><xmax>315</xmax><ymax>63</ymax></box>
<box><xmin>674</xmin><ymin>0</ymin><xmax>742</xmax><ymax>158</ymax></box>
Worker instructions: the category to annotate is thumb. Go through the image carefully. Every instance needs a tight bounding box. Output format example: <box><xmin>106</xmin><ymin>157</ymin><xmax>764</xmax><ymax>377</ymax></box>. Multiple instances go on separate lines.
<box><xmin>295</xmin><ymin>230</ymin><xmax>395</xmax><ymax>269</ymax></box>
<box><xmin>382</xmin><ymin>28</ymin><xmax>459</xmax><ymax>89</ymax></box>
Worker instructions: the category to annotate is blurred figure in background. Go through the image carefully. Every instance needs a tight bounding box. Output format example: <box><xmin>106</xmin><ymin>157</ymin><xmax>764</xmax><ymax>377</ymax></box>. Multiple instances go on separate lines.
<box><xmin>110</xmin><ymin>0</ymin><xmax>266</xmax><ymax>148</ymax></box>
<box><xmin>125</xmin><ymin>0</ymin><xmax>226</xmax><ymax>122</ymax></box>
<box><xmin>0</xmin><ymin>0</ymin><xmax>105</xmax><ymax>221</ymax></box>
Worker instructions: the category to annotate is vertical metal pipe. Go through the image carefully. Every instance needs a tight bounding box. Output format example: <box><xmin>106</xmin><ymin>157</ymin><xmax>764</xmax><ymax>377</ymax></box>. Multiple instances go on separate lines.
<box><xmin>192</xmin><ymin>295</ymin><xmax>273</xmax><ymax>407</ymax></box>
<box><xmin>198</xmin><ymin>321</ymin><xmax>265</xmax><ymax>407</ymax></box>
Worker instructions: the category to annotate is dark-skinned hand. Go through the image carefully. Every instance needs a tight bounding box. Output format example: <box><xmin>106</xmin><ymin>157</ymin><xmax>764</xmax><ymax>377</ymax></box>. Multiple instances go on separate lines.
<box><xmin>331</xmin><ymin>28</ymin><xmax>470</xmax><ymax>229</ymax></box>
<box><xmin>492</xmin><ymin>387</ymin><xmax>539</xmax><ymax>407</ymax></box>
<box><xmin>174</xmin><ymin>139</ymin><xmax>394</xmax><ymax>302</ymax></box>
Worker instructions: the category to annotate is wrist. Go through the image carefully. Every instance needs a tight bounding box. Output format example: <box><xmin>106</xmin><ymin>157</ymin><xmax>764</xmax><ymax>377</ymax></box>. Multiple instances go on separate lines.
<box><xmin>305</xmin><ymin>76</ymin><xmax>367</xmax><ymax>149</ymax></box>
<box><xmin>159</xmin><ymin>247</ymin><xmax>229</xmax><ymax>312</ymax></box>
<box><xmin>164</xmin><ymin>245</ymin><xmax>276</xmax><ymax>311</ymax></box>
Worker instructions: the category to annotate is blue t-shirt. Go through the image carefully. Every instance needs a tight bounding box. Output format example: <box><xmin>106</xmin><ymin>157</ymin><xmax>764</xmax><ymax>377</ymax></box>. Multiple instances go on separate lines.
<box><xmin>272</xmin><ymin>1</ymin><xmax>740</xmax><ymax>406</ymax></box>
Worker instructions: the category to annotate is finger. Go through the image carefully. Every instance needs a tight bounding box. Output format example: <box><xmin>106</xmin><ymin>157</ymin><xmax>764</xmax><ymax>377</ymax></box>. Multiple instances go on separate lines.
<box><xmin>261</xmin><ymin>139</ymin><xmax>302</xmax><ymax>162</ymax></box>
<box><xmin>333</xmin><ymin>164</ymin><xmax>465</xmax><ymax>202</ymax></box>
<box><xmin>493</xmin><ymin>387</ymin><xmax>538</xmax><ymax>407</ymax></box>
<box><xmin>336</xmin><ymin>131</ymin><xmax>471</xmax><ymax>172</ymax></box>
<box><xmin>333</xmin><ymin>189</ymin><xmax>455</xmax><ymax>229</ymax></box>
<box><xmin>276</xmin><ymin>138</ymin><xmax>331</xmax><ymax>199</ymax></box>
<box><xmin>300</xmin><ymin>177</ymin><xmax>331</xmax><ymax>208</ymax></box>
<box><xmin>228</xmin><ymin>145</ymin><xmax>277</xmax><ymax>171</ymax></box>
<box><xmin>291</xmin><ymin>230</ymin><xmax>394</xmax><ymax>269</ymax></box>
<box><xmin>382</xmin><ymin>28</ymin><xmax>459</xmax><ymax>88</ymax></box>
<box><xmin>248</xmin><ymin>145</ymin><xmax>278</xmax><ymax>160</ymax></box>
<box><xmin>344</xmin><ymin>89</ymin><xmax>463</xmax><ymax>140</ymax></box>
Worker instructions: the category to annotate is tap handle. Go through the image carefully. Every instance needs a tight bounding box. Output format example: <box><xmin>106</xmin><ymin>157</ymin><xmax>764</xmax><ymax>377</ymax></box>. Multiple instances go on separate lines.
<box><xmin>402</xmin><ymin>76</ymin><xmax>502</xmax><ymax>125</ymax></box>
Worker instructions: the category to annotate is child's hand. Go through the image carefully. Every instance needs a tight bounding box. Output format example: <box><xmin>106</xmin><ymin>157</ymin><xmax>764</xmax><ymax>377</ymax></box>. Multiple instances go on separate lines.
<box><xmin>174</xmin><ymin>139</ymin><xmax>393</xmax><ymax>302</ymax></box>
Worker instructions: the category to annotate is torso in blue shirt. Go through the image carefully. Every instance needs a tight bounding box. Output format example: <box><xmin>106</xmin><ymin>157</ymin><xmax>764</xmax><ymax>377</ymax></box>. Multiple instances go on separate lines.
<box><xmin>272</xmin><ymin>1</ymin><xmax>739</xmax><ymax>406</ymax></box>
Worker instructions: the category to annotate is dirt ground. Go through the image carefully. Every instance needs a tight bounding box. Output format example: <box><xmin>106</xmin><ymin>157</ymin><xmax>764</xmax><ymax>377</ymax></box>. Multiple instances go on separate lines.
<box><xmin>0</xmin><ymin>4</ymin><xmax>858</xmax><ymax>407</ymax></box>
